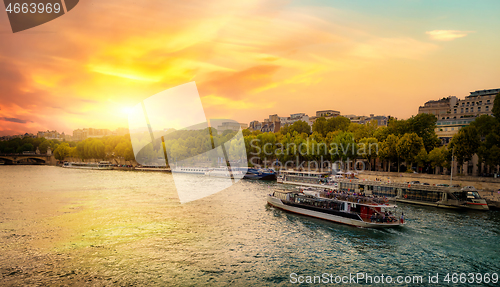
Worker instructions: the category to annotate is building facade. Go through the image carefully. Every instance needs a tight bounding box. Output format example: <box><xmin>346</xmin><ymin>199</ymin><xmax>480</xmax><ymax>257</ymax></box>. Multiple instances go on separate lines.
<box><xmin>342</xmin><ymin>114</ymin><xmax>389</xmax><ymax>126</ymax></box>
<box><xmin>37</xmin><ymin>130</ymin><xmax>64</xmax><ymax>141</ymax></box>
<box><xmin>216</xmin><ymin>122</ymin><xmax>247</xmax><ymax>134</ymax></box>
<box><xmin>418</xmin><ymin>96</ymin><xmax>458</xmax><ymax>117</ymax></box>
<box><xmin>423</xmin><ymin>88</ymin><xmax>499</xmax><ymax>144</ymax></box>
<box><xmin>315</xmin><ymin>110</ymin><xmax>340</xmax><ymax>118</ymax></box>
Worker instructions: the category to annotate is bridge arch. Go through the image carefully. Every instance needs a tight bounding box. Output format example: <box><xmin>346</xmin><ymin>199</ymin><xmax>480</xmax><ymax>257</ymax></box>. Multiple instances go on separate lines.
<box><xmin>14</xmin><ymin>157</ymin><xmax>47</xmax><ymax>164</ymax></box>
<box><xmin>0</xmin><ymin>156</ymin><xmax>15</xmax><ymax>165</ymax></box>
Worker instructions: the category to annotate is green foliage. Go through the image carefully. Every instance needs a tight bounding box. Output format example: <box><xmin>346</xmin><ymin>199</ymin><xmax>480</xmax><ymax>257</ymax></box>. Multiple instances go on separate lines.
<box><xmin>284</xmin><ymin>120</ymin><xmax>311</xmax><ymax>135</ymax></box>
<box><xmin>53</xmin><ymin>142</ymin><xmax>70</xmax><ymax>160</ymax></box>
<box><xmin>312</xmin><ymin>116</ymin><xmax>351</xmax><ymax>137</ymax></box>
<box><xmin>492</xmin><ymin>92</ymin><xmax>500</xmax><ymax>120</ymax></box>
<box><xmin>415</xmin><ymin>148</ymin><xmax>428</xmax><ymax>168</ymax></box>
<box><xmin>16</xmin><ymin>143</ymin><xmax>33</xmax><ymax>153</ymax></box>
<box><xmin>38</xmin><ymin>140</ymin><xmax>51</xmax><ymax>154</ymax></box>
<box><xmin>358</xmin><ymin>137</ymin><xmax>378</xmax><ymax>170</ymax></box>
<box><xmin>407</xmin><ymin>113</ymin><xmax>440</xmax><ymax>152</ymax></box>
<box><xmin>384</xmin><ymin>114</ymin><xmax>438</xmax><ymax>152</ymax></box>
<box><xmin>470</xmin><ymin>115</ymin><xmax>498</xmax><ymax>138</ymax></box>
<box><xmin>379</xmin><ymin>134</ymin><xmax>399</xmax><ymax>163</ymax></box>
<box><xmin>242</xmin><ymin>129</ymin><xmax>251</xmax><ymax>137</ymax></box>
<box><xmin>396</xmin><ymin>133</ymin><xmax>424</xmax><ymax>167</ymax></box>
<box><xmin>330</xmin><ymin>131</ymin><xmax>357</xmax><ymax>163</ymax></box>
<box><xmin>312</xmin><ymin>117</ymin><xmax>327</xmax><ymax>136</ymax></box>
<box><xmin>428</xmin><ymin>147</ymin><xmax>448</xmax><ymax>169</ymax></box>
<box><xmin>326</xmin><ymin>117</ymin><xmax>350</xmax><ymax>134</ymax></box>
<box><xmin>449</xmin><ymin>126</ymin><xmax>480</xmax><ymax>164</ymax></box>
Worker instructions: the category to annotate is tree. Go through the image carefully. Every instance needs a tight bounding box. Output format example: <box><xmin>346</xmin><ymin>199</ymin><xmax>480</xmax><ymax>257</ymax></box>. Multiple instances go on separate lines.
<box><xmin>407</xmin><ymin>113</ymin><xmax>440</xmax><ymax>152</ymax></box>
<box><xmin>54</xmin><ymin>143</ymin><xmax>70</xmax><ymax>160</ymax></box>
<box><xmin>477</xmin><ymin>131</ymin><xmax>500</xmax><ymax>173</ymax></box>
<box><xmin>470</xmin><ymin>114</ymin><xmax>499</xmax><ymax>138</ymax></box>
<box><xmin>378</xmin><ymin>134</ymin><xmax>399</xmax><ymax>172</ymax></box>
<box><xmin>428</xmin><ymin>147</ymin><xmax>447</xmax><ymax>174</ymax></box>
<box><xmin>326</xmin><ymin>117</ymin><xmax>350</xmax><ymax>133</ymax></box>
<box><xmin>38</xmin><ymin>140</ymin><xmax>51</xmax><ymax>154</ymax></box>
<box><xmin>449</xmin><ymin>126</ymin><xmax>480</xmax><ymax>165</ymax></box>
<box><xmin>485</xmin><ymin>145</ymin><xmax>500</xmax><ymax>173</ymax></box>
<box><xmin>358</xmin><ymin>137</ymin><xmax>378</xmax><ymax>171</ymax></box>
<box><xmin>373</xmin><ymin>126</ymin><xmax>390</xmax><ymax>142</ymax></box>
<box><xmin>492</xmin><ymin>92</ymin><xmax>500</xmax><ymax>119</ymax></box>
<box><xmin>396</xmin><ymin>133</ymin><xmax>424</xmax><ymax>171</ymax></box>
<box><xmin>312</xmin><ymin>117</ymin><xmax>328</xmax><ymax>137</ymax></box>
<box><xmin>386</xmin><ymin>117</ymin><xmax>410</xmax><ymax>136</ymax></box>
<box><xmin>415</xmin><ymin>148</ymin><xmax>428</xmax><ymax>170</ymax></box>
<box><xmin>16</xmin><ymin>143</ymin><xmax>33</xmax><ymax>153</ymax></box>
<box><xmin>242</xmin><ymin>129</ymin><xmax>252</xmax><ymax>137</ymax></box>
<box><xmin>287</xmin><ymin>120</ymin><xmax>311</xmax><ymax>135</ymax></box>
<box><xmin>330</xmin><ymin>131</ymin><xmax>357</xmax><ymax>169</ymax></box>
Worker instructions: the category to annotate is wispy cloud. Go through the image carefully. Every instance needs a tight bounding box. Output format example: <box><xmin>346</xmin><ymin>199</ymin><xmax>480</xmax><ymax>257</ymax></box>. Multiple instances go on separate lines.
<box><xmin>426</xmin><ymin>30</ymin><xmax>474</xmax><ymax>41</ymax></box>
<box><xmin>0</xmin><ymin>117</ymin><xmax>33</xmax><ymax>124</ymax></box>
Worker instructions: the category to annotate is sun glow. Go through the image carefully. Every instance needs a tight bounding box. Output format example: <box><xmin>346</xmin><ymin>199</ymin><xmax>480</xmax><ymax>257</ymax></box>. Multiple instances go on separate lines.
<box><xmin>121</xmin><ymin>107</ymin><xmax>134</xmax><ymax>115</ymax></box>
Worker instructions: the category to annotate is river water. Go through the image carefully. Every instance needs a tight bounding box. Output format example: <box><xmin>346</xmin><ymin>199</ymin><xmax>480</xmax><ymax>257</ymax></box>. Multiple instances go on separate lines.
<box><xmin>0</xmin><ymin>166</ymin><xmax>499</xmax><ymax>286</ymax></box>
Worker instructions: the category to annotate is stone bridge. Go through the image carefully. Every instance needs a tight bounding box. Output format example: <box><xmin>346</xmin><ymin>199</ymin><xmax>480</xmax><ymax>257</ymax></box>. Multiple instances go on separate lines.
<box><xmin>0</xmin><ymin>153</ymin><xmax>56</xmax><ymax>165</ymax></box>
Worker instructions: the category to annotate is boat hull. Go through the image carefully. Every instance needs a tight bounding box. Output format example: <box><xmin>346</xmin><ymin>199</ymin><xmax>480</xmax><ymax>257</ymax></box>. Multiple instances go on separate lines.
<box><xmin>63</xmin><ymin>165</ymin><xmax>113</xmax><ymax>170</ymax></box>
<box><xmin>281</xmin><ymin>180</ymin><xmax>337</xmax><ymax>189</ymax></box>
<box><xmin>172</xmin><ymin>171</ymin><xmax>206</xmax><ymax>174</ymax></box>
<box><xmin>394</xmin><ymin>197</ymin><xmax>489</xmax><ymax>211</ymax></box>
<box><xmin>267</xmin><ymin>196</ymin><xmax>403</xmax><ymax>229</ymax></box>
<box><xmin>136</xmin><ymin>167</ymin><xmax>170</xmax><ymax>172</ymax></box>
<box><xmin>243</xmin><ymin>173</ymin><xmax>276</xmax><ymax>180</ymax></box>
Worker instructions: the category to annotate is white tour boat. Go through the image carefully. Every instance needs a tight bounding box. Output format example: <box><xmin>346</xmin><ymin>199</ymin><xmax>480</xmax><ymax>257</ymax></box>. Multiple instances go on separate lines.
<box><xmin>267</xmin><ymin>189</ymin><xmax>405</xmax><ymax>228</ymax></box>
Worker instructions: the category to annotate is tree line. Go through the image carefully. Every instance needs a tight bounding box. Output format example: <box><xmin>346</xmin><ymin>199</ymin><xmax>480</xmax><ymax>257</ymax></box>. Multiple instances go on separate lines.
<box><xmin>244</xmin><ymin>92</ymin><xmax>499</xmax><ymax>174</ymax></box>
<box><xmin>1</xmin><ymin>92</ymin><xmax>498</xmax><ymax>173</ymax></box>
<box><xmin>243</xmin><ymin>113</ymin><xmax>445</xmax><ymax>173</ymax></box>
<box><xmin>0</xmin><ymin>135</ymin><xmax>135</xmax><ymax>163</ymax></box>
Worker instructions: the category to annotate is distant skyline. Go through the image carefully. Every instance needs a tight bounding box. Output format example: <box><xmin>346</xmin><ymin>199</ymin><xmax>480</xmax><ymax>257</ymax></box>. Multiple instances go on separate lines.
<box><xmin>1</xmin><ymin>0</ymin><xmax>499</xmax><ymax>136</ymax></box>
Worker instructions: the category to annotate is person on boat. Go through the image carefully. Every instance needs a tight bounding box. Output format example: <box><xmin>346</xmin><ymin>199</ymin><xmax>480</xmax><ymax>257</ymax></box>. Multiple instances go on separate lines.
<box><xmin>400</xmin><ymin>212</ymin><xmax>404</xmax><ymax>224</ymax></box>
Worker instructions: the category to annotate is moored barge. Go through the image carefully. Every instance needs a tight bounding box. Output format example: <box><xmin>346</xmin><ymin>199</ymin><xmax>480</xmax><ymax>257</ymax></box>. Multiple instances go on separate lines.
<box><xmin>337</xmin><ymin>179</ymin><xmax>489</xmax><ymax>211</ymax></box>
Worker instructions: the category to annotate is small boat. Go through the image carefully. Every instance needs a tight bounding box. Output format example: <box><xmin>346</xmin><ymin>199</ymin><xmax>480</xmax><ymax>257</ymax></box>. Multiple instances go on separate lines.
<box><xmin>243</xmin><ymin>168</ymin><xmax>277</xmax><ymax>180</ymax></box>
<box><xmin>267</xmin><ymin>189</ymin><xmax>405</xmax><ymax>228</ymax></box>
<box><xmin>62</xmin><ymin>161</ymin><xmax>113</xmax><ymax>170</ymax></box>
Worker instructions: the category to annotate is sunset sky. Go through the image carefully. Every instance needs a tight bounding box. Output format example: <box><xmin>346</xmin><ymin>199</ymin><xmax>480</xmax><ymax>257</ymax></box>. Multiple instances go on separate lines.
<box><xmin>0</xmin><ymin>0</ymin><xmax>499</xmax><ymax>136</ymax></box>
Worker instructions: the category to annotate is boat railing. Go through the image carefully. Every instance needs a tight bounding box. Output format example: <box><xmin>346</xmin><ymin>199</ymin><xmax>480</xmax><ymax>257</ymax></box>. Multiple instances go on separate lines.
<box><xmin>320</xmin><ymin>191</ymin><xmax>393</xmax><ymax>206</ymax></box>
<box><xmin>291</xmin><ymin>197</ymin><xmax>400</xmax><ymax>225</ymax></box>
<box><xmin>337</xmin><ymin>179</ymin><xmax>464</xmax><ymax>193</ymax></box>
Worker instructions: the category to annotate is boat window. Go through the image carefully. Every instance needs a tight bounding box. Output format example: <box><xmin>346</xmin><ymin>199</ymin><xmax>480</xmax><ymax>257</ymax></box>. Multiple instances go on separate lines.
<box><xmin>470</xmin><ymin>191</ymin><xmax>481</xmax><ymax>199</ymax></box>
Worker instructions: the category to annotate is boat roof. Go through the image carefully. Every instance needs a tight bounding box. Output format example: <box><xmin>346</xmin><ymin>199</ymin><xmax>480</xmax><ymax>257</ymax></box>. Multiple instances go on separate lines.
<box><xmin>273</xmin><ymin>190</ymin><xmax>398</xmax><ymax>208</ymax></box>
<box><xmin>279</xmin><ymin>170</ymin><xmax>331</xmax><ymax>175</ymax></box>
<box><xmin>338</xmin><ymin>179</ymin><xmax>466</xmax><ymax>193</ymax></box>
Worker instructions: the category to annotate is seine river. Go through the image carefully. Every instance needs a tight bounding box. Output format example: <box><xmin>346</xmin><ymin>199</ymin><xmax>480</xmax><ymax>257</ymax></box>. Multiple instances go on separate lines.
<box><xmin>0</xmin><ymin>166</ymin><xmax>499</xmax><ymax>286</ymax></box>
